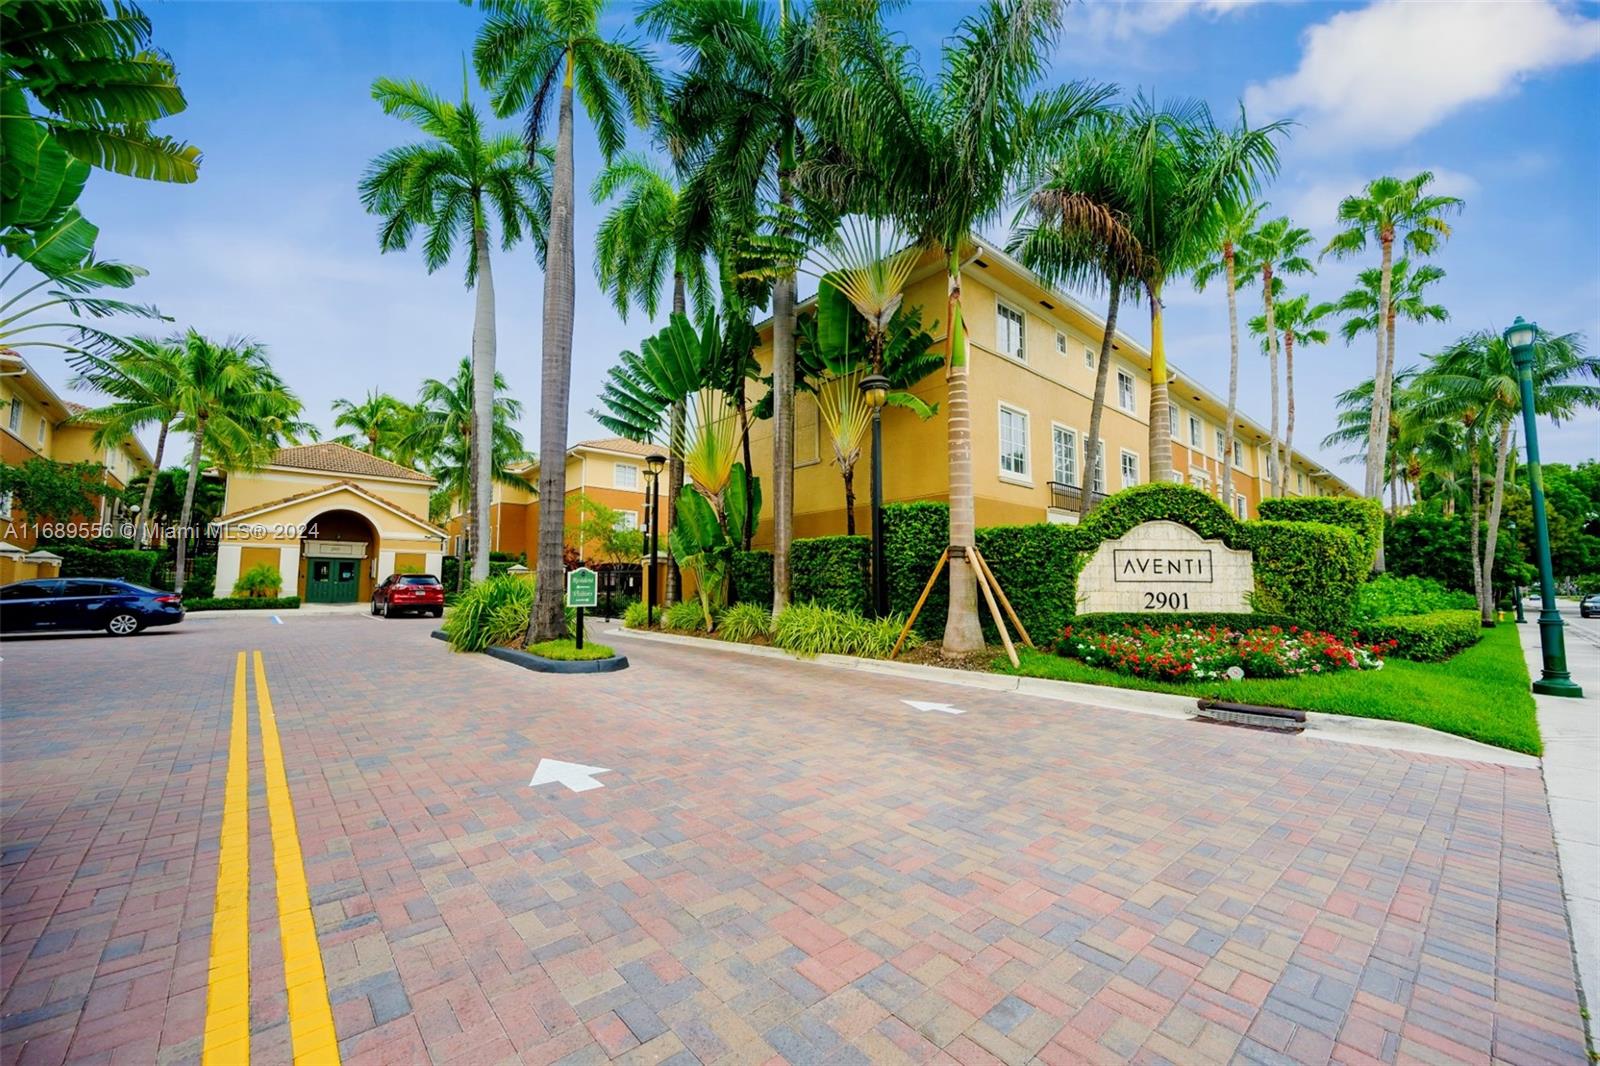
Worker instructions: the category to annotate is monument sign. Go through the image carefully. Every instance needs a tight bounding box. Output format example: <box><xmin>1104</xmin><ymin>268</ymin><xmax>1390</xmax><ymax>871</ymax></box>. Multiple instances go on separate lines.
<box><xmin>1077</xmin><ymin>520</ymin><xmax>1254</xmax><ymax>614</ymax></box>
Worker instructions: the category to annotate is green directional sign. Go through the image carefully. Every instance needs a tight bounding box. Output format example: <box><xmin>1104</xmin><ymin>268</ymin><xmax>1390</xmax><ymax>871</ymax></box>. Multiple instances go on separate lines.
<box><xmin>565</xmin><ymin>567</ymin><xmax>598</xmax><ymax>608</ymax></box>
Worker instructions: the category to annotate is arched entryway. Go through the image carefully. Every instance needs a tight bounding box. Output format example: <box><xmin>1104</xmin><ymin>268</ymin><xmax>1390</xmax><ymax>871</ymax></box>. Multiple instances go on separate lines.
<box><xmin>301</xmin><ymin>509</ymin><xmax>380</xmax><ymax>603</ymax></box>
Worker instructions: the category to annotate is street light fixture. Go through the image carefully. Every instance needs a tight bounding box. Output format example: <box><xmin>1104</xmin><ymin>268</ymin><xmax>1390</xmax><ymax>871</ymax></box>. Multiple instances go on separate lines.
<box><xmin>1504</xmin><ymin>316</ymin><xmax>1582</xmax><ymax>697</ymax></box>
<box><xmin>859</xmin><ymin>374</ymin><xmax>890</xmax><ymax>617</ymax></box>
<box><xmin>644</xmin><ymin>453</ymin><xmax>666</xmax><ymax>629</ymax></box>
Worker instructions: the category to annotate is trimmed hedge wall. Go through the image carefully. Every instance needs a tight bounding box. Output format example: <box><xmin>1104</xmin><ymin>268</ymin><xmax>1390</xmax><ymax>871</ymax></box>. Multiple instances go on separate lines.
<box><xmin>55</xmin><ymin>545</ymin><xmax>162</xmax><ymax>586</ymax></box>
<box><xmin>975</xmin><ymin>524</ymin><xmax>1077</xmax><ymax>644</ymax></box>
<box><xmin>883</xmin><ymin>503</ymin><xmax>951</xmax><ymax>638</ymax></box>
<box><xmin>1075</xmin><ymin>484</ymin><xmax>1239</xmax><ymax>545</ymax></box>
<box><xmin>1240</xmin><ymin>521</ymin><xmax>1363</xmax><ymax>632</ymax></box>
<box><xmin>1358</xmin><ymin>609</ymin><xmax>1482</xmax><ymax>661</ymax></box>
<box><xmin>791</xmin><ymin>535</ymin><xmax>871</xmax><ymax>614</ymax></box>
<box><xmin>1258</xmin><ymin>496</ymin><xmax>1383</xmax><ymax>571</ymax></box>
<box><xmin>184</xmin><ymin>596</ymin><xmax>301</xmax><ymax>611</ymax></box>
<box><xmin>731</xmin><ymin>550</ymin><xmax>774</xmax><ymax>606</ymax></box>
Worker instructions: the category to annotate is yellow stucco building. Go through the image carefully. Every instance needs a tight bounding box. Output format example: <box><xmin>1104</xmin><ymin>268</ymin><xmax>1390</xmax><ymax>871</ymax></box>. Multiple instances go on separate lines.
<box><xmin>212</xmin><ymin>443</ymin><xmax>447</xmax><ymax>602</ymax></box>
<box><xmin>746</xmin><ymin>239</ymin><xmax>1353</xmax><ymax>544</ymax></box>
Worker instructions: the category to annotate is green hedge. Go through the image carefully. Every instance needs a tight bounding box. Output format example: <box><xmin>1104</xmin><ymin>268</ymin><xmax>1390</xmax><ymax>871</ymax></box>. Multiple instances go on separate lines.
<box><xmin>185</xmin><ymin>556</ymin><xmax>217</xmax><ymax>599</ymax></box>
<box><xmin>975</xmin><ymin>523</ymin><xmax>1077</xmax><ymax>644</ymax></box>
<box><xmin>1357</xmin><ymin>609</ymin><xmax>1483</xmax><ymax>662</ymax></box>
<box><xmin>731</xmin><ymin>549</ymin><xmax>773</xmax><ymax>606</ymax></box>
<box><xmin>883</xmin><ymin>502</ymin><xmax>951</xmax><ymax>638</ymax></box>
<box><xmin>184</xmin><ymin>596</ymin><xmax>301</xmax><ymax>611</ymax></box>
<box><xmin>1258</xmin><ymin>496</ymin><xmax>1383</xmax><ymax>571</ymax></box>
<box><xmin>1073</xmin><ymin>484</ymin><xmax>1240</xmax><ymax>547</ymax></box>
<box><xmin>55</xmin><ymin>544</ymin><xmax>162</xmax><ymax>586</ymax></box>
<box><xmin>791</xmin><ymin>535</ymin><xmax>871</xmax><ymax>614</ymax></box>
<box><xmin>1241</xmin><ymin>520</ymin><xmax>1363</xmax><ymax>631</ymax></box>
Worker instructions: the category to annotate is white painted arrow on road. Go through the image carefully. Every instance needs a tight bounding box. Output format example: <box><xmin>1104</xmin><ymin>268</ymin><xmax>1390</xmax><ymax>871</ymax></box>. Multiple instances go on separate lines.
<box><xmin>903</xmin><ymin>700</ymin><xmax>965</xmax><ymax>715</ymax></box>
<box><xmin>528</xmin><ymin>759</ymin><xmax>614</xmax><ymax>792</ymax></box>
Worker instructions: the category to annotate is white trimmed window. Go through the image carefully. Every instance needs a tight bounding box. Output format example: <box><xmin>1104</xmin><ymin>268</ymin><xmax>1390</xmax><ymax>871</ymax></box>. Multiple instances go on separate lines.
<box><xmin>1234</xmin><ymin>493</ymin><xmax>1248</xmax><ymax>519</ymax></box>
<box><xmin>1092</xmin><ymin>440</ymin><xmax>1106</xmax><ymax>494</ymax></box>
<box><xmin>1215</xmin><ymin>429</ymin><xmax>1225</xmax><ymax>459</ymax></box>
<box><xmin>1117</xmin><ymin>371</ymin><xmax>1135</xmax><ymax>412</ymax></box>
<box><xmin>1297</xmin><ymin>470</ymin><xmax>1306</xmax><ymax>493</ymax></box>
<box><xmin>1233</xmin><ymin>440</ymin><xmax>1244</xmax><ymax>467</ymax></box>
<box><xmin>7</xmin><ymin>398</ymin><xmax>20</xmax><ymax>433</ymax></box>
<box><xmin>1052</xmin><ymin>425</ymin><xmax>1077</xmax><ymax>486</ymax></box>
<box><xmin>1168</xmin><ymin>404</ymin><xmax>1179</xmax><ymax>438</ymax></box>
<box><xmin>1190</xmin><ymin>469</ymin><xmax>1209</xmax><ymax>490</ymax></box>
<box><xmin>1056</xmin><ymin>330</ymin><xmax>1067</xmax><ymax>356</ymax></box>
<box><xmin>999</xmin><ymin>404</ymin><xmax>1029</xmax><ymax>479</ymax></box>
<box><xmin>613</xmin><ymin>462</ymin><xmax>638</xmax><ymax>490</ymax></box>
<box><xmin>1084</xmin><ymin>346</ymin><xmax>1096</xmax><ymax>370</ymax></box>
<box><xmin>1189</xmin><ymin>416</ymin><xmax>1202</xmax><ymax>448</ymax></box>
<box><xmin>0</xmin><ymin>492</ymin><xmax>11</xmax><ymax>519</ymax></box>
<box><xmin>614</xmin><ymin>510</ymin><xmax>639</xmax><ymax>530</ymax></box>
<box><xmin>36</xmin><ymin>416</ymin><xmax>46</xmax><ymax>444</ymax></box>
<box><xmin>1120</xmin><ymin>449</ymin><xmax>1140</xmax><ymax>488</ymax></box>
<box><xmin>996</xmin><ymin>302</ymin><xmax>1026</xmax><ymax>362</ymax></box>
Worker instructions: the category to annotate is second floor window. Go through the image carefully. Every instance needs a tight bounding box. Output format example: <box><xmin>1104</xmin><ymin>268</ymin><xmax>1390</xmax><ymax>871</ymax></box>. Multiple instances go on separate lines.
<box><xmin>996</xmin><ymin>302</ymin><xmax>1025</xmax><ymax>362</ymax></box>
<box><xmin>1215</xmin><ymin>429</ymin><xmax>1225</xmax><ymax>459</ymax></box>
<box><xmin>37</xmin><ymin>416</ymin><xmax>46</xmax><ymax>444</ymax></box>
<box><xmin>1092</xmin><ymin>441</ymin><xmax>1106</xmax><ymax>494</ymax></box>
<box><xmin>7</xmin><ymin>398</ymin><xmax>20</xmax><ymax>433</ymax></box>
<box><xmin>1056</xmin><ymin>331</ymin><xmax>1067</xmax><ymax>356</ymax></box>
<box><xmin>1117</xmin><ymin>371</ymin><xmax>1135</xmax><ymax>412</ymax></box>
<box><xmin>613</xmin><ymin>462</ymin><xmax>638</xmax><ymax>490</ymax></box>
<box><xmin>1189</xmin><ymin>416</ymin><xmax>1202</xmax><ymax>448</ymax></box>
<box><xmin>1052</xmin><ymin>425</ymin><xmax>1077</xmax><ymax>486</ymax></box>
<box><xmin>1168</xmin><ymin>404</ymin><xmax>1179</xmax><ymax>438</ymax></box>
<box><xmin>999</xmin><ymin>405</ymin><xmax>1029</xmax><ymax>478</ymax></box>
<box><xmin>1120</xmin><ymin>450</ymin><xmax>1139</xmax><ymax>488</ymax></box>
<box><xmin>1084</xmin><ymin>346</ymin><xmax>1096</xmax><ymax>370</ymax></box>
<box><xmin>1233</xmin><ymin>440</ymin><xmax>1244</xmax><ymax>467</ymax></box>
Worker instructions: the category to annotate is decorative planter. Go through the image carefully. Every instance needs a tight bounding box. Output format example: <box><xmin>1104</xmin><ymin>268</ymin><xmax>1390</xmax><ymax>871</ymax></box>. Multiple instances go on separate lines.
<box><xmin>430</xmin><ymin>630</ymin><xmax>629</xmax><ymax>673</ymax></box>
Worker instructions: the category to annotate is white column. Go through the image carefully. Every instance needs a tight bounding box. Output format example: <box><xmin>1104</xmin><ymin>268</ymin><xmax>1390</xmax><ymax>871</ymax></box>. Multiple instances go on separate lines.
<box><xmin>424</xmin><ymin>551</ymin><xmax>443</xmax><ymax>576</ymax></box>
<box><xmin>278</xmin><ymin>544</ymin><xmax>301</xmax><ymax>599</ymax></box>
<box><xmin>214</xmin><ymin>543</ymin><xmax>242</xmax><ymax>598</ymax></box>
<box><xmin>377</xmin><ymin>549</ymin><xmax>397</xmax><ymax>583</ymax></box>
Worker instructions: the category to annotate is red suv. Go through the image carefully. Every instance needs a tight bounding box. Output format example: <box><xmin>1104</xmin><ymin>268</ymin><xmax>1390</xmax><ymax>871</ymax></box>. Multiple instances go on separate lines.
<box><xmin>372</xmin><ymin>574</ymin><xmax>444</xmax><ymax>618</ymax></box>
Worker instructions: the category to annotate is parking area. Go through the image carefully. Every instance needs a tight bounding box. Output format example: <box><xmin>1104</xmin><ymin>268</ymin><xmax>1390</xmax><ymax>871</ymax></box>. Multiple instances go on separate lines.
<box><xmin>0</xmin><ymin>614</ymin><xmax>1589</xmax><ymax>1064</ymax></box>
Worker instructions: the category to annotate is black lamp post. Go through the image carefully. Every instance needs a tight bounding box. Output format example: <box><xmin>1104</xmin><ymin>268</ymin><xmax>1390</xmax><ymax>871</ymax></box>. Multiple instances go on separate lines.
<box><xmin>859</xmin><ymin>374</ymin><xmax>890</xmax><ymax>617</ymax></box>
<box><xmin>645</xmin><ymin>452</ymin><xmax>665</xmax><ymax>627</ymax></box>
<box><xmin>1504</xmin><ymin>316</ymin><xmax>1581</xmax><ymax>697</ymax></box>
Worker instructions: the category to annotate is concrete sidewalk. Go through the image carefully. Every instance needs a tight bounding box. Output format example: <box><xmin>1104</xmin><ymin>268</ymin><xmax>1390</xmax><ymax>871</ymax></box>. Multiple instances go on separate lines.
<box><xmin>1517</xmin><ymin>607</ymin><xmax>1600</xmax><ymax>1036</ymax></box>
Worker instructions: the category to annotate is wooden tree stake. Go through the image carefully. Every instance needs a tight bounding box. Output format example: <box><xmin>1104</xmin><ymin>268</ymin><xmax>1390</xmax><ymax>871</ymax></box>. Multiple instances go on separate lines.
<box><xmin>971</xmin><ymin>549</ymin><xmax>1019</xmax><ymax>668</ymax></box>
<box><xmin>890</xmin><ymin>548</ymin><xmax>947</xmax><ymax>660</ymax></box>
<box><xmin>970</xmin><ymin>546</ymin><xmax>1034</xmax><ymax>649</ymax></box>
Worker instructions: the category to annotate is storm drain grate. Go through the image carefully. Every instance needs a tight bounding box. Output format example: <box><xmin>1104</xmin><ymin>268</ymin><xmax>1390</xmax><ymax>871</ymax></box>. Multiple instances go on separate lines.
<box><xmin>1194</xmin><ymin>699</ymin><xmax>1306</xmax><ymax>733</ymax></box>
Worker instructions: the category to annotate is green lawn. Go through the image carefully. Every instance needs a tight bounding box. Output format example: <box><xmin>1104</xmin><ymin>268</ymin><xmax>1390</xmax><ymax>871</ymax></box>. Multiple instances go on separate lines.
<box><xmin>998</xmin><ymin>623</ymin><xmax>1540</xmax><ymax>755</ymax></box>
<box><xmin>525</xmin><ymin>639</ymin><xmax>616</xmax><ymax>661</ymax></box>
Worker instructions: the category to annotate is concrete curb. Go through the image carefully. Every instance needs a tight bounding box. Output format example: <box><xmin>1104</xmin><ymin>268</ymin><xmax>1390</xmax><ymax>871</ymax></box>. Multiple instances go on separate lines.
<box><xmin>428</xmin><ymin>630</ymin><xmax>629</xmax><ymax>673</ymax></box>
<box><xmin>606</xmin><ymin>626</ymin><xmax>1538</xmax><ymax>768</ymax></box>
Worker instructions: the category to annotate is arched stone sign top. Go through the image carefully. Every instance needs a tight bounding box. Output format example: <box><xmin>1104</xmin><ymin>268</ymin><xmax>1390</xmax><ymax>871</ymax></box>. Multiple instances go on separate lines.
<box><xmin>1077</xmin><ymin>520</ymin><xmax>1254</xmax><ymax>614</ymax></box>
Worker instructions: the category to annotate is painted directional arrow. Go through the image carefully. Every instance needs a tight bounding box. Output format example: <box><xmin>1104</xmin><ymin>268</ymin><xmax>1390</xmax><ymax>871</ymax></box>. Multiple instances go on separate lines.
<box><xmin>528</xmin><ymin>759</ymin><xmax>614</xmax><ymax>793</ymax></box>
<box><xmin>902</xmin><ymin>699</ymin><xmax>965</xmax><ymax>715</ymax></box>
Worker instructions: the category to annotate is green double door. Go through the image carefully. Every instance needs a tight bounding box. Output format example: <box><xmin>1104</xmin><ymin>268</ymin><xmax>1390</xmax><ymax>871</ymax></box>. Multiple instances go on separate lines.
<box><xmin>304</xmin><ymin>557</ymin><xmax>360</xmax><ymax>603</ymax></box>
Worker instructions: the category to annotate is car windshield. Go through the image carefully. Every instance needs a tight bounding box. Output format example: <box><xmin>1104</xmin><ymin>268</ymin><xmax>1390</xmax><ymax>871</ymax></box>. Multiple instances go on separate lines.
<box><xmin>399</xmin><ymin>575</ymin><xmax>439</xmax><ymax>585</ymax></box>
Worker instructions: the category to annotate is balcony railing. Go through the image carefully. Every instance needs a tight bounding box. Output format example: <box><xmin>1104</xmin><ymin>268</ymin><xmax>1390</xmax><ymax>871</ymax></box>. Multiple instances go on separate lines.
<box><xmin>1047</xmin><ymin>482</ymin><xmax>1108</xmax><ymax>513</ymax></box>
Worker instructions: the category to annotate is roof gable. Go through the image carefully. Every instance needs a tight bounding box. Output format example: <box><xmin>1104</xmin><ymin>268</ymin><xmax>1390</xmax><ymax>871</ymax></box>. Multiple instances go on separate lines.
<box><xmin>266</xmin><ymin>442</ymin><xmax>433</xmax><ymax>483</ymax></box>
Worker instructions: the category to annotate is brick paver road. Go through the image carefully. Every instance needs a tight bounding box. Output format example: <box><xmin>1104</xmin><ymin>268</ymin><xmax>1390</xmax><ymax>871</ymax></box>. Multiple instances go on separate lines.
<box><xmin>1</xmin><ymin>614</ymin><xmax>1589</xmax><ymax>1065</ymax></box>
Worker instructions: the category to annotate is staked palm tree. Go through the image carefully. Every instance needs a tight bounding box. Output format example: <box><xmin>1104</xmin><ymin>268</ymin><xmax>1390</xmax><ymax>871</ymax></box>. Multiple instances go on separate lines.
<box><xmin>331</xmin><ymin>390</ymin><xmax>408</xmax><ymax>458</ymax></box>
<box><xmin>1249</xmin><ymin>292</ymin><xmax>1332</xmax><ymax>496</ymax></box>
<box><xmin>1321</xmin><ymin>171</ymin><xmax>1464</xmax><ymax>551</ymax></box>
<box><xmin>592</xmin><ymin>151</ymin><xmax>713</xmax><ymax>603</ymax></box>
<box><xmin>359</xmin><ymin>74</ymin><xmax>549</xmax><ymax>586</ymax></box>
<box><xmin>1238</xmin><ymin>216</ymin><xmax>1314</xmax><ymax>497</ymax></box>
<box><xmin>66</xmin><ymin>334</ymin><xmax>184</xmax><ymax>545</ymax></box>
<box><xmin>1192</xmin><ymin>196</ymin><xmax>1264</xmax><ymax>507</ymax></box>
<box><xmin>795</xmin><ymin>0</ymin><xmax>1111</xmax><ymax>653</ymax></box>
<box><xmin>475</xmin><ymin>0</ymin><xmax>662</xmax><ymax>643</ymax></box>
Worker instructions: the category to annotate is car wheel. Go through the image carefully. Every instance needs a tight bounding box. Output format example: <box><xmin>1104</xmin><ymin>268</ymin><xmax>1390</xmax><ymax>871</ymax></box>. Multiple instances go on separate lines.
<box><xmin>432</xmin><ymin>607</ymin><xmax>444</xmax><ymax>618</ymax></box>
<box><xmin>106</xmin><ymin>613</ymin><xmax>142</xmax><ymax>637</ymax></box>
<box><xmin>370</xmin><ymin>600</ymin><xmax>378</xmax><ymax>615</ymax></box>
<box><xmin>381</xmin><ymin>601</ymin><xmax>390</xmax><ymax>618</ymax></box>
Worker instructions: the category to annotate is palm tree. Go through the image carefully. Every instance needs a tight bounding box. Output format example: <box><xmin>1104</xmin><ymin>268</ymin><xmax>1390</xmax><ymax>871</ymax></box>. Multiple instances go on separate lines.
<box><xmin>359</xmin><ymin>75</ymin><xmax>548</xmax><ymax>586</ymax></box>
<box><xmin>1238</xmin><ymin>216</ymin><xmax>1314</xmax><ymax>497</ymax></box>
<box><xmin>1192</xmin><ymin>197</ymin><xmax>1264</xmax><ymax>507</ymax></box>
<box><xmin>1249</xmin><ymin>292</ymin><xmax>1331</xmax><ymax>495</ymax></box>
<box><xmin>1321</xmin><ymin>172</ymin><xmax>1464</xmax><ymax>543</ymax></box>
<box><xmin>1012</xmin><ymin>113</ymin><xmax>1147</xmax><ymax>517</ymax></box>
<box><xmin>592</xmin><ymin>151</ymin><xmax>713</xmax><ymax>603</ymax></box>
<box><xmin>475</xmin><ymin>0</ymin><xmax>662</xmax><ymax>643</ymax></box>
<box><xmin>795</xmin><ymin>0</ymin><xmax>1111</xmax><ymax>653</ymax></box>
<box><xmin>331</xmin><ymin>390</ymin><xmax>407</xmax><ymax>457</ymax></box>
<box><xmin>67</xmin><ymin>334</ymin><xmax>184</xmax><ymax>545</ymax></box>
<box><xmin>158</xmin><ymin>331</ymin><xmax>306</xmax><ymax>594</ymax></box>
<box><xmin>1115</xmin><ymin>98</ymin><xmax>1285</xmax><ymax>484</ymax></box>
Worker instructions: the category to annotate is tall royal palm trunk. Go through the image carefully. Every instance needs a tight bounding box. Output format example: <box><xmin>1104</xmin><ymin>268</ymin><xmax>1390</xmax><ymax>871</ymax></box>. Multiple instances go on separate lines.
<box><xmin>1080</xmin><ymin>275</ymin><xmax>1120</xmax><ymax>516</ymax></box>
<box><xmin>1480</xmin><ymin>420</ymin><xmax>1513</xmax><ymax>625</ymax></box>
<box><xmin>1366</xmin><ymin>233</ymin><xmax>1395</xmax><ymax>571</ymax></box>
<box><xmin>666</xmin><ymin>272</ymin><xmax>686</xmax><ymax>604</ymax></box>
<box><xmin>1146</xmin><ymin>280</ymin><xmax>1173</xmax><ymax>483</ymax></box>
<box><xmin>470</xmin><ymin>222</ymin><xmax>497</xmax><ymax>584</ymax></box>
<box><xmin>529</xmin><ymin>57</ymin><xmax>577</xmax><ymax>643</ymax></box>
<box><xmin>174</xmin><ymin>417</ymin><xmax>206</xmax><ymax>595</ymax></box>
<box><xmin>1468</xmin><ymin>428</ymin><xmax>1484</xmax><ymax>617</ymax></box>
<box><xmin>770</xmin><ymin>148</ymin><xmax>796</xmax><ymax>615</ymax></box>
<box><xmin>1220</xmin><ymin>246</ymin><xmax>1240</xmax><ymax>508</ymax></box>
<box><xmin>1261</xmin><ymin>263</ymin><xmax>1281</xmax><ymax>498</ymax></box>
<box><xmin>943</xmin><ymin>254</ymin><xmax>983</xmax><ymax>654</ymax></box>
<box><xmin>1283</xmin><ymin>328</ymin><xmax>1296</xmax><ymax>494</ymax></box>
<box><xmin>1378</xmin><ymin>302</ymin><xmax>1400</xmax><ymax>497</ymax></box>
<box><xmin>138</xmin><ymin>420</ymin><xmax>169</xmax><ymax>547</ymax></box>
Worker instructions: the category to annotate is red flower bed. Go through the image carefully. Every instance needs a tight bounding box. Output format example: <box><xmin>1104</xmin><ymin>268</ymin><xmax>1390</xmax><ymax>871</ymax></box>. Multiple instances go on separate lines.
<box><xmin>1059</xmin><ymin>622</ymin><xmax>1395</xmax><ymax>682</ymax></box>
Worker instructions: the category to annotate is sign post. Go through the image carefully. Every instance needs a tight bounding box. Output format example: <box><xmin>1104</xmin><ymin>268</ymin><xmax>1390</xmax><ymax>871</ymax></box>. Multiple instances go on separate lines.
<box><xmin>566</xmin><ymin>567</ymin><xmax>598</xmax><ymax>650</ymax></box>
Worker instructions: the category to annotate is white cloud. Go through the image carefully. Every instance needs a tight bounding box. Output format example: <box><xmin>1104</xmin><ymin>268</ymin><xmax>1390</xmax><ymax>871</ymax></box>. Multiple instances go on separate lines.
<box><xmin>1077</xmin><ymin>0</ymin><xmax>1265</xmax><ymax>43</ymax></box>
<box><xmin>1244</xmin><ymin>0</ymin><xmax>1600</xmax><ymax>149</ymax></box>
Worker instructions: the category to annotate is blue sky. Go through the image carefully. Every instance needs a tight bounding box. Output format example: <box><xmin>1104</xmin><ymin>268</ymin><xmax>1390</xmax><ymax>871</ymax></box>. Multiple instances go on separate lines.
<box><xmin>52</xmin><ymin>0</ymin><xmax>1600</xmax><ymax>476</ymax></box>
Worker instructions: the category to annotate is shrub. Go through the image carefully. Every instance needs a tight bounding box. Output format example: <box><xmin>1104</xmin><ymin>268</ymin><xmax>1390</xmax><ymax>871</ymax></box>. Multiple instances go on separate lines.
<box><xmin>791</xmin><ymin>535</ymin><xmax>871</xmax><ymax>614</ymax></box>
<box><xmin>1353</xmin><ymin>574</ymin><xmax>1475</xmax><ymax>624</ymax></box>
<box><xmin>442</xmin><ymin>574</ymin><xmax>535</xmax><ymax>652</ymax></box>
<box><xmin>185</xmin><ymin>556</ymin><xmax>217</xmax><ymax>599</ymax></box>
<box><xmin>975</xmin><ymin>523</ymin><xmax>1077</xmax><ymax>644</ymax></box>
<box><xmin>183</xmin><ymin>596</ymin><xmax>300</xmax><ymax>611</ymax></box>
<box><xmin>232</xmin><ymin>562</ymin><xmax>283</xmax><ymax>598</ymax></box>
<box><xmin>1357</xmin><ymin>610</ymin><xmax>1482</xmax><ymax>662</ymax></box>
<box><xmin>771</xmin><ymin>603</ymin><xmax>919</xmax><ymax>658</ymax></box>
<box><xmin>730</xmin><ymin>550</ymin><xmax>773</xmax><ymax>606</ymax></box>
<box><xmin>623</xmin><ymin>600</ymin><xmax>651</xmax><ymax>629</ymax></box>
<box><xmin>53</xmin><ymin>544</ymin><xmax>161</xmax><ymax>586</ymax></box>
<box><xmin>1074</xmin><ymin>484</ymin><xmax>1239</xmax><ymax>547</ymax></box>
<box><xmin>1060</xmin><ymin>621</ymin><xmax>1391</xmax><ymax>682</ymax></box>
<box><xmin>883</xmin><ymin>502</ymin><xmax>951</xmax><ymax>639</ymax></box>
<box><xmin>1242</xmin><ymin>521</ymin><xmax>1363</xmax><ymax>631</ymax></box>
<box><xmin>717</xmin><ymin>602</ymin><xmax>772</xmax><ymax>644</ymax></box>
<box><xmin>525</xmin><ymin>638</ymin><xmax>614</xmax><ymax>661</ymax></box>
<box><xmin>662</xmin><ymin>599</ymin><xmax>708</xmax><ymax>632</ymax></box>
<box><xmin>1258</xmin><ymin>497</ymin><xmax>1383</xmax><ymax>569</ymax></box>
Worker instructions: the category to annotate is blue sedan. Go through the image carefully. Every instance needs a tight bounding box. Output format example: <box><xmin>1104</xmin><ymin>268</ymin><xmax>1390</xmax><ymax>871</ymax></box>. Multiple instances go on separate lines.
<box><xmin>1</xmin><ymin>578</ymin><xmax>185</xmax><ymax>637</ymax></box>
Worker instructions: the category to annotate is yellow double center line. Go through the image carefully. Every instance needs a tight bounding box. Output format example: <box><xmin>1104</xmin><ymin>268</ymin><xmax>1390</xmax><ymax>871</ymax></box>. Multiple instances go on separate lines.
<box><xmin>203</xmin><ymin>652</ymin><xmax>340</xmax><ymax>1064</ymax></box>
